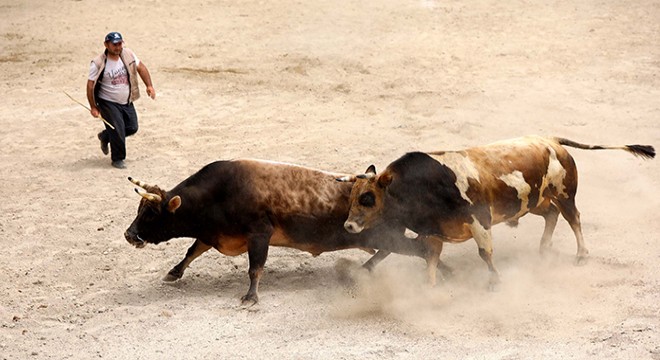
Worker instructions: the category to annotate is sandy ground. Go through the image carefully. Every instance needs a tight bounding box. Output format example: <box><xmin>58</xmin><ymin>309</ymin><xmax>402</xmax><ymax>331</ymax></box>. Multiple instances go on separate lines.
<box><xmin>1</xmin><ymin>0</ymin><xmax>659</xmax><ymax>359</ymax></box>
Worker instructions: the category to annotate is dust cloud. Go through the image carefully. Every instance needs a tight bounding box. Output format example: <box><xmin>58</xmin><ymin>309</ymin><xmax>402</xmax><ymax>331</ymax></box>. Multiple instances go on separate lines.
<box><xmin>329</xmin><ymin>223</ymin><xmax>628</xmax><ymax>342</ymax></box>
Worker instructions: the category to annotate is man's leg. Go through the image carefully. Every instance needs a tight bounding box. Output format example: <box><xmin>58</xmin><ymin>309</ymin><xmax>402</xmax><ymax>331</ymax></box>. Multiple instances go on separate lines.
<box><xmin>97</xmin><ymin>131</ymin><xmax>109</xmax><ymax>155</ymax></box>
<box><xmin>123</xmin><ymin>103</ymin><xmax>139</xmax><ymax>137</ymax></box>
<box><xmin>97</xmin><ymin>99</ymin><xmax>127</xmax><ymax>163</ymax></box>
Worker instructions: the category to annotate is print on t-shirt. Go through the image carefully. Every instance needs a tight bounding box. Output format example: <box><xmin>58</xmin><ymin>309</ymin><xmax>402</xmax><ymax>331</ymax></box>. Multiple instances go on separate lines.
<box><xmin>108</xmin><ymin>66</ymin><xmax>128</xmax><ymax>86</ymax></box>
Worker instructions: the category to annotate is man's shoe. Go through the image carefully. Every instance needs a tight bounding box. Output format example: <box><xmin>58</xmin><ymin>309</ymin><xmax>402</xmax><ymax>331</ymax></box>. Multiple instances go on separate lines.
<box><xmin>111</xmin><ymin>160</ymin><xmax>126</xmax><ymax>169</ymax></box>
<box><xmin>98</xmin><ymin>132</ymin><xmax>109</xmax><ymax>155</ymax></box>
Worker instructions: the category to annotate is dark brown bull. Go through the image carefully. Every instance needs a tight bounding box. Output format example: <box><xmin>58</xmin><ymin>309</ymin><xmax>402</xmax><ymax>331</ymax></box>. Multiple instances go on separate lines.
<box><xmin>339</xmin><ymin>136</ymin><xmax>654</xmax><ymax>289</ymax></box>
<box><xmin>124</xmin><ymin>159</ymin><xmax>434</xmax><ymax>304</ymax></box>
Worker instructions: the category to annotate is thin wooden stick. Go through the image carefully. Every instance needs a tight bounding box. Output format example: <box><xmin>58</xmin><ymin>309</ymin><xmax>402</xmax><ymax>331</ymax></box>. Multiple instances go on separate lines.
<box><xmin>63</xmin><ymin>91</ymin><xmax>115</xmax><ymax>130</ymax></box>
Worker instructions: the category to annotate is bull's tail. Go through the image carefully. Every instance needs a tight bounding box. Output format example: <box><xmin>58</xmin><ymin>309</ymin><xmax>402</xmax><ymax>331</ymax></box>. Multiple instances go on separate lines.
<box><xmin>554</xmin><ymin>137</ymin><xmax>655</xmax><ymax>159</ymax></box>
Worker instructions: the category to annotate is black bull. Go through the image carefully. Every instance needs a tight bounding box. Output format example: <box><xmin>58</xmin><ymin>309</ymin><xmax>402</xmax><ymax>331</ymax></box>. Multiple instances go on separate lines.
<box><xmin>124</xmin><ymin>159</ymin><xmax>434</xmax><ymax>304</ymax></box>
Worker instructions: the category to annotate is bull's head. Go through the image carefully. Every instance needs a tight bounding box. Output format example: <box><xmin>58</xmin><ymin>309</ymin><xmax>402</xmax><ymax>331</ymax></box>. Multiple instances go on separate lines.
<box><xmin>124</xmin><ymin>177</ymin><xmax>182</xmax><ymax>248</ymax></box>
<box><xmin>336</xmin><ymin>165</ymin><xmax>392</xmax><ymax>234</ymax></box>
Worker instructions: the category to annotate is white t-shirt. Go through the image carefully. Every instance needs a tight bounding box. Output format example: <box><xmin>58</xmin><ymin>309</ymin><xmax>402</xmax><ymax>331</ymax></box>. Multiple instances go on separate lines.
<box><xmin>89</xmin><ymin>55</ymin><xmax>140</xmax><ymax>104</ymax></box>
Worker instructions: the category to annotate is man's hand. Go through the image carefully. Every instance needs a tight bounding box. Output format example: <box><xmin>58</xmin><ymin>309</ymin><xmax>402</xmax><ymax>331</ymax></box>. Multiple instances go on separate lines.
<box><xmin>137</xmin><ymin>62</ymin><xmax>156</xmax><ymax>100</ymax></box>
<box><xmin>90</xmin><ymin>106</ymin><xmax>100</xmax><ymax>118</ymax></box>
<box><xmin>146</xmin><ymin>86</ymin><xmax>156</xmax><ymax>99</ymax></box>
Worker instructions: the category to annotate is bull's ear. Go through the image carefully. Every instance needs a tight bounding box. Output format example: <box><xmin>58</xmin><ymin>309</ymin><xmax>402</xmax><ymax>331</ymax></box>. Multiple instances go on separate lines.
<box><xmin>167</xmin><ymin>196</ymin><xmax>181</xmax><ymax>213</ymax></box>
<box><xmin>365</xmin><ymin>165</ymin><xmax>377</xmax><ymax>174</ymax></box>
<box><xmin>377</xmin><ymin>172</ymin><xmax>393</xmax><ymax>188</ymax></box>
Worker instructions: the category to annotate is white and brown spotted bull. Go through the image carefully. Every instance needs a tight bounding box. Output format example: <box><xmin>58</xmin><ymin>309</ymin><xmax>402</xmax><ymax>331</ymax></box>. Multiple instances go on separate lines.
<box><xmin>124</xmin><ymin>159</ymin><xmax>436</xmax><ymax>304</ymax></box>
<box><xmin>338</xmin><ymin>136</ymin><xmax>655</xmax><ymax>289</ymax></box>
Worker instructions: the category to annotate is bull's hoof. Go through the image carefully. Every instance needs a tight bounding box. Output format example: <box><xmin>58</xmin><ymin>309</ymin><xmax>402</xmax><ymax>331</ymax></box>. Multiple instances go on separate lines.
<box><xmin>487</xmin><ymin>277</ymin><xmax>501</xmax><ymax>292</ymax></box>
<box><xmin>240</xmin><ymin>293</ymin><xmax>259</xmax><ymax>307</ymax></box>
<box><xmin>162</xmin><ymin>272</ymin><xmax>182</xmax><ymax>282</ymax></box>
<box><xmin>336</xmin><ymin>258</ymin><xmax>362</xmax><ymax>286</ymax></box>
<box><xmin>574</xmin><ymin>255</ymin><xmax>589</xmax><ymax>266</ymax></box>
<box><xmin>540</xmin><ymin>246</ymin><xmax>559</xmax><ymax>258</ymax></box>
<box><xmin>438</xmin><ymin>264</ymin><xmax>454</xmax><ymax>279</ymax></box>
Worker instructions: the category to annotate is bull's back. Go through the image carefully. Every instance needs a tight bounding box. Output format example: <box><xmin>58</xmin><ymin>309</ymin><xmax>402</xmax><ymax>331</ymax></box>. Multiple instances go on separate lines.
<box><xmin>436</xmin><ymin>136</ymin><xmax>575</xmax><ymax>224</ymax></box>
<box><xmin>236</xmin><ymin>159</ymin><xmax>352</xmax><ymax>218</ymax></box>
<box><xmin>420</xmin><ymin>136</ymin><xmax>576</xmax><ymax>228</ymax></box>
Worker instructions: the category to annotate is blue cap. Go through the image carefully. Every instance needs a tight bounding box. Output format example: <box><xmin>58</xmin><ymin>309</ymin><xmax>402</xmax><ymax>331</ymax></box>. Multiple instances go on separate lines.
<box><xmin>104</xmin><ymin>32</ymin><xmax>123</xmax><ymax>44</ymax></box>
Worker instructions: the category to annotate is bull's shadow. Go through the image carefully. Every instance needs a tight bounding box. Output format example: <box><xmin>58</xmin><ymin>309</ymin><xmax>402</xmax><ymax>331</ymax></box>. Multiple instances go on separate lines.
<box><xmin>106</xmin><ymin>254</ymin><xmax>359</xmax><ymax>307</ymax></box>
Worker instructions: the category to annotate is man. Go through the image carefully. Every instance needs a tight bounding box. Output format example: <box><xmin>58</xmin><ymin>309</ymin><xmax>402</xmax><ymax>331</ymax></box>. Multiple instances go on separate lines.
<box><xmin>86</xmin><ymin>32</ymin><xmax>156</xmax><ymax>169</ymax></box>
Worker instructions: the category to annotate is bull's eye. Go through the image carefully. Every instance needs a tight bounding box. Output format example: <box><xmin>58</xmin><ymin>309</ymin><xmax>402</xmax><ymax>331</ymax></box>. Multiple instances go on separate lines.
<box><xmin>138</xmin><ymin>206</ymin><xmax>159</xmax><ymax>222</ymax></box>
<box><xmin>358</xmin><ymin>192</ymin><xmax>375</xmax><ymax>207</ymax></box>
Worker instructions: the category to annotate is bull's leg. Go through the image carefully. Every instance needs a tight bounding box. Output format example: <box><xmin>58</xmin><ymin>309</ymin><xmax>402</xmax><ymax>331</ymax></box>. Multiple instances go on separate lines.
<box><xmin>362</xmin><ymin>240</ymin><xmax>452</xmax><ymax>282</ymax></box>
<box><xmin>437</xmin><ymin>258</ymin><xmax>454</xmax><ymax>279</ymax></box>
<box><xmin>241</xmin><ymin>230</ymin><xmax>272</xmax><ymax>306</ymax></box>
<box><xmin>361</xmin><ymin>250</ymin><xmax>391</xmax><ymax>271</ymax></box>
<box><xmin>470</xmin><ymin>217</ymin><xmax>500</xmax><ymax>291</ymax></box>
<box><xmin>423</xmin><ymin>237</ymin><xmax>442</xmax><ymax>287</ymax></box>
<box><xmin>425</xmin><ymin>236</ymin><xmax>454</xmax><ymax>279</ymax></box>
<box><xmin>163</xmin><ymin>239</ymin><xmax>212</xmax><ymax>282</ymax></box>
<box><xmin>531</xmin><ymin>200</ymin><xmax>560</xmax><ymax>257</ymax></box>
<box><xmin>420</xmin><ymin>236</ymin><xmax>454</xmax><ymax>286</ymax></box>
<box><xmin>554</xmin><ymin>197</ymin><xmax>588</xmax><ymax>265</ymax></box>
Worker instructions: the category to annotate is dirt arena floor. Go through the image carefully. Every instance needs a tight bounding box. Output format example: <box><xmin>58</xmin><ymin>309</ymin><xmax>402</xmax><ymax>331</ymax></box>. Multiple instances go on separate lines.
<box><xmin>1</xmin><ymin>0</ymin><xmax>658</xmax><ymax>358</ymax></box>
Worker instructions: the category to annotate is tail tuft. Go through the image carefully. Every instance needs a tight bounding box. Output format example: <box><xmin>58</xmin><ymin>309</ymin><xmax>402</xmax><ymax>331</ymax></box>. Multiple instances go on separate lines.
<box><xmin>625</xmin><ymin>145</ymin><xmax>655</xmax><ymax>159</ymax></box>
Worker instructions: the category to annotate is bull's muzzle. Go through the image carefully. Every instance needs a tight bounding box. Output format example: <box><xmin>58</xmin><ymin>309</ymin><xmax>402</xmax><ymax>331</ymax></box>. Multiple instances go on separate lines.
<box><xmin>124</xmin><ymin>230</ymin><xmax>146</xmax><ymax>248</ymax></box>
<box><xmin>344</xmin><ymin>221</ymin><xmax>364</xmax><ymax>234</ymax></box>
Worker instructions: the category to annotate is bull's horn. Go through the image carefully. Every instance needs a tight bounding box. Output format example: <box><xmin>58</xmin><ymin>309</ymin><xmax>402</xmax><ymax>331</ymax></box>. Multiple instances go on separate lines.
<box><xmin>336</xmin><ymin>175</ymin><xmax>357</xmax><ymax>182</ymax></box>
<box><xmin>356</xmin><ymin>173</ymin><xmax>376</xmax><ymax>179</ymax></box>
<box><xmin>134</xmin><ymin>188</ymin><xmax>162</xmax><ymax>202</ymax></box>
<box><xmin>128</xmin><ymin>177</ymin><xmax>152</xmax><ymax>190</ymax></box>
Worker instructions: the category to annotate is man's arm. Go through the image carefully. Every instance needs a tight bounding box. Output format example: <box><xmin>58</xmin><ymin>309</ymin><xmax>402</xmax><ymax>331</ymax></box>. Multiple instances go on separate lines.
<box><xmin>86</xmin><ymin>79</ymin><xmax>100</xmax><ymax>118</ymax></box>
<box><xmin>137</xmin><ymin>62</ymin><xmax>156</xmax><ymax>99</ymax></box>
